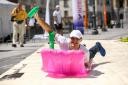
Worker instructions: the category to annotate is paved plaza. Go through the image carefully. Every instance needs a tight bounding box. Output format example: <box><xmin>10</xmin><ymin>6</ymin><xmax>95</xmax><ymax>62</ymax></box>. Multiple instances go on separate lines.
<box><xmin>0</xmin><ymin>27</ymin><xmax>128</xmax><ymax>85</ymax></box>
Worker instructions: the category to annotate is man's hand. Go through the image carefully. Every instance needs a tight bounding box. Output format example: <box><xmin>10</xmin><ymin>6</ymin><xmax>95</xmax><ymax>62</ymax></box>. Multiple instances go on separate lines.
<box><xmin>34</xmin><ymin>13</ymin><xmax>53</xmax><ymax>33</ymax></box>
<box><xmin>34</xmin><ymin>13</ymin><xmax>39</xmax><ymax>20</ymax></box>
<box><xmin>11</xmin><ymin>16</ymin><xmax>15</xmax><ymax>22</ymax></box>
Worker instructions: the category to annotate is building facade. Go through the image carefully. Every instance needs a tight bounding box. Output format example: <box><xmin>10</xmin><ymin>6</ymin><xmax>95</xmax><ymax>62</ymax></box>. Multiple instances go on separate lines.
<box><xmin>8</xmin><ymin>0</ymin><xmax>128</xmax><ymax>28</ymax></box>
<box><xmin>59</xmin><ymin>0</ymin><xmax>128</xmax><ymax>28</ymax></box>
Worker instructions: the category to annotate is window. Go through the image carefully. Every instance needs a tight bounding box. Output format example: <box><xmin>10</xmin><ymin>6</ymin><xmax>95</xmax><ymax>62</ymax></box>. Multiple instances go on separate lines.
<box><xmin>88</xmin><ymin>0</ymin><xmax>93</xmax><ymax>6</ymax></box>
<box><xmin>106</xmin><ymin>0</ymin><xmax>110</xmax><ymax>5</ymax></box>
<box><xmin>64</xmin><ymin>11</ymin><xmax>68</xmax><ymax>17</ymax></box>
<box><xmin>119</xmin><ymin>0</ymin><xmax>124</xmax><ymax>8</ymax></box>
<box><xmin>97</xmin><ymin>0</ymin><xmax>99</xmax><ymax>5</ymax></box>
<box><xmin>97</xmin><ymin>0</ymin><xmax>102</xmax><ymax>6</ymax></box>
<box><xmin>64</xmin><ymin>0</ymin><xmax>68</xmax><ymax>8</ymax></box>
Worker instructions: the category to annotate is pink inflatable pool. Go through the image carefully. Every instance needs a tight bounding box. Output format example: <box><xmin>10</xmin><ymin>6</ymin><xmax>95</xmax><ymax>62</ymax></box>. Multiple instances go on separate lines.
<box><xmin>41</xmin><ymin>48</ymin><xmax>89</xmax><ymax>78</ymax></box>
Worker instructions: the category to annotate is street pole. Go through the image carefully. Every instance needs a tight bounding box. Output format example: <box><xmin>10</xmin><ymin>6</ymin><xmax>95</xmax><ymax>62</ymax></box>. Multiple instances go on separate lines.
<box><xmin>91</xmin><ymin>0</ymin><xmax>98</xmax><ymax>35</ymax></box>
<box><xmin>110</xmin><ymin>0</ymin><xmax>115</xmax><ymax>28</ymax></box>
<box><xmin>115</xmin><ymin>0</ymin><xmax>121</xmax><ymax>28</ymax></box>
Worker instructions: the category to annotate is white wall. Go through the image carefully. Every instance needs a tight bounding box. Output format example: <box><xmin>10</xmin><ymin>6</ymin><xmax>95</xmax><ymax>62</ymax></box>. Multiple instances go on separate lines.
<box><xmin>59</xmin><ymin>0</ymin><xmax>85</xmax><ymax>17</ymax></box>
<box><xmin>0</xmin><ymin>4</ymin><xmax>16</xmax><ymax>38</ymax></box>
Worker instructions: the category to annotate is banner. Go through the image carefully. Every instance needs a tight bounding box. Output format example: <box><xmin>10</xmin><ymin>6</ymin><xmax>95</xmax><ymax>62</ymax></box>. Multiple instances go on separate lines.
<box><xmin>44</xmin><ymin>0</ymin><xmax>50</xmax><ymax>36</ymax></box>
<box><xmin>72</xmin><ymin>0</ymin><xmax>84</xmax><ymax>34</ymax></box>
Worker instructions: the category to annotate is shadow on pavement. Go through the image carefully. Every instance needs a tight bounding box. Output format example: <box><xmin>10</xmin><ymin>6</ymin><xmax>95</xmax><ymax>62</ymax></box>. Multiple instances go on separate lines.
<box><xmin>0</xmin><ymin>50</ymin><xmax>12</xmax><ymax>52</ymax></box>
<box><xmin>93</xmin><ymin>61</ymin><xmax>111</xmax><ymax>69</ymax></box>
<box><xmin>87</xmin><ymin>61</ymin><xmax>111</xmax><ymax>78</ymax></box>
<box><xmin>88</xmin><ymin>70</ymin><xmax>104</xmax><ymax>78</ymax></box>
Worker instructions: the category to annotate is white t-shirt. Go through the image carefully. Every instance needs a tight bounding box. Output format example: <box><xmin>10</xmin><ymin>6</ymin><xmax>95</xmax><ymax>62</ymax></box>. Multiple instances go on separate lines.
<box><xmin>53</xmin><ymin>10</ymin><xmax>62</xmax><ymax>24</ymax></box>
<box><xmin>29</xmin><ymin>18</ymin><xmax>35</xmax><ymax>27</ymax></box>
<box><xmin>55</xmin><ymin>33</ymin><xmax>90</xmax><ymax>63</ymax></box>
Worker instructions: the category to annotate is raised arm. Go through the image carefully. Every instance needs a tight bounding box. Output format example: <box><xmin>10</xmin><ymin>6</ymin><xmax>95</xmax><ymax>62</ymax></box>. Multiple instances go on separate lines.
<box><xmin>34</xmin><ymin>13</ymin><xmax>53</xmax><ymax>33</ymax></box>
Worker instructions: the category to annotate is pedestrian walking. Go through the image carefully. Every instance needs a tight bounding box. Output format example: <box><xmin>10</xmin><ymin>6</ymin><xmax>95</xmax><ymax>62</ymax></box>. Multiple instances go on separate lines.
<box><xmin>53</xmin><ymin>5</ymin><xmax>63</xmax><ymax>35</ymax></box>
<box><xmin>28</xmin><ymin>17</ymin><xmax>36</xmax><ymax>38</ymax></box>
<box><xmin>11</xmin><ymin>3</ymin><xmax>27</xmax><ymax>47</ymax></box>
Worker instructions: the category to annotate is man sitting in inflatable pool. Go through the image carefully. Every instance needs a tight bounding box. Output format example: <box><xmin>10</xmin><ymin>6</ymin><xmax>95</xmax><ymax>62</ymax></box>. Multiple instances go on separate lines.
<box><xmin>34</xmin><ymin>13</ymin><xmax>106</xmax><ymax>70</ymax></box>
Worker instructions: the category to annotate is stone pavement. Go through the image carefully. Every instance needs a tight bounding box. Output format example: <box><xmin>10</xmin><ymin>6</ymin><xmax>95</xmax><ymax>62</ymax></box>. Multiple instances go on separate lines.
<box><xmin>0</xmin><ymin>39</ymin><xmax>128</xmax><ymax>85</ymax></box>
<box><xmin>82</xmin><ymin>27</ymin><xmax>128</xmax><ymax>40</ymax></box>
<box><xmin>0</xmin><ymin>39</ymin><xmax>48</xmax><ymax>75</ymax></box>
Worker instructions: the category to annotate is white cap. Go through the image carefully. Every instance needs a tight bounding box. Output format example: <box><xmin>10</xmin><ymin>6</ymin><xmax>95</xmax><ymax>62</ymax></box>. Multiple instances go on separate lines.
<box><xmin>70</xmin><ymin>30</ymin><xmax>83</xmax><ymax>39</ymax></box>
<box><xmin>56</xmin><ymin>5</ymin><xmax>60</xmax><ymax>8</ymax></box>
